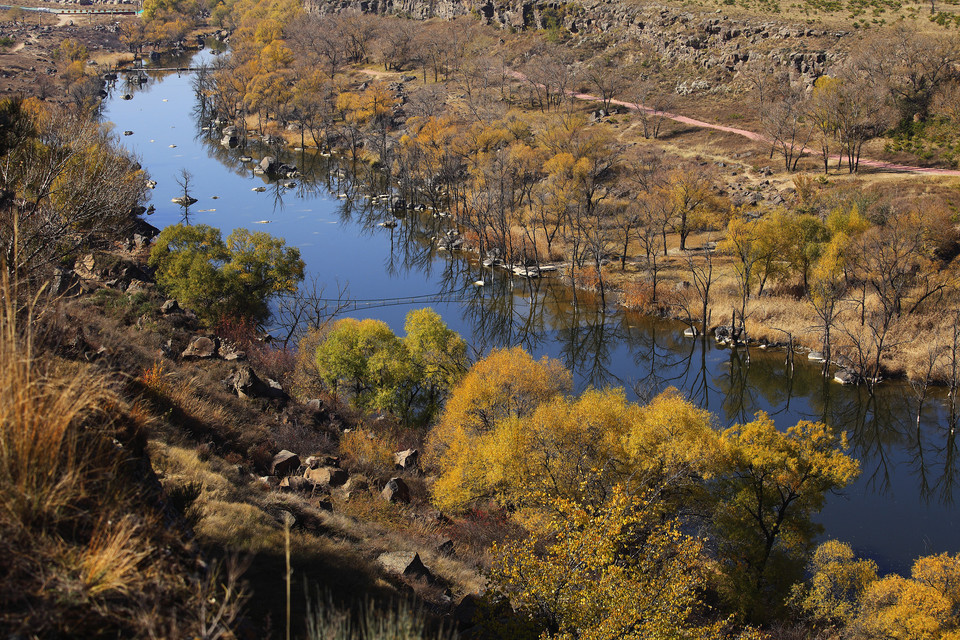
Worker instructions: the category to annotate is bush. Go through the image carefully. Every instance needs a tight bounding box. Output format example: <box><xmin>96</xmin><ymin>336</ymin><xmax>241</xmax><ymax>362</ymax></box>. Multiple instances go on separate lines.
<box><xmin>148</xmin><ymin>224</ymin><xmax>305</xmax><ymax>325</ymax></box>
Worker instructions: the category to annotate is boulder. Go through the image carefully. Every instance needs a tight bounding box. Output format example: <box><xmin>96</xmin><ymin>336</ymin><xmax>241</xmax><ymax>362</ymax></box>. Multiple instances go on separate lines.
<box><xmin>304</xmin><ymin>455</ymin><xmax>339</xmax><ymax>469</ymax></box>
<box><xmin>808</xmin><ymin>351</ymin><xmax>826</xmax><ymax>363</ymax></box>
<box><xmin>342</xmin><ymin>475</ymin><xmax>369</xmax><ymax>494</ymax></box>
<box><xmin>454</xmin><ymin>594</ymin><xmax>482</xmax><ymax>627</ymax></box>
<box><xmin>377</xmin><ymin>551</ymin><xmax>434</xmax><ymax>582</ymax></box>
<box><xmin>256</xmin><ymin>156</ymin><xmax>278</xmax><ymax>174</ymax></box>
<box><xmin>171</xmin><ymin>196</ymin><xmax>198</xmax><ymax>206</ymax></box>
<box><xmin>304</xmin><ymin>466</ymin><xmax>349</xmax><ymax>488</ymax></box>
<box><xmin>381</xmin><ymin>477</ymin><xmax>411</xmax><ymax>504</ymax></box>
<box><xmin>714</xmin><ymin>325</ymin><xmax>734</xmax><ymax>343</ymax></box>
<box><xmin>437</xmin><ymin>538</ymin><xmax>454</xmax><ymax>555</ymax></box>
<box><xmin>218</xmin><ymin>343</ymin><xmax>245</xmax><ymax>361</ymax></box>
<box><xmin>394</xmin><ymin>448</ymin><xmax>419</xmax><ymax>471</ymax></box>
<box><xmin>270</xmin><ymin>450</ymin><xmax>300</xmax><ymax>477</ymax></box>
<box><xmin>160</xmin><ymin>299</ymin><xmax>180</xmax><ymax>314</ymax></box>
<box><xmin>834</xmin><ymin>369</ymin><xmax>859</xmax><ymax>385</ymax></box>
<box><xmin>279</xmin><ymin>475</ymin><xmax>318</xmax><ymax>493</ymax></box>
<box><xmin>223</xmin><ymin>365</ymin><xmax>287</xmax><ymax>401</ymax></box>
<box><xmin>182</xmin><ymin>336</ymin><xmax>218</xmax><ymax>359</ymax></box>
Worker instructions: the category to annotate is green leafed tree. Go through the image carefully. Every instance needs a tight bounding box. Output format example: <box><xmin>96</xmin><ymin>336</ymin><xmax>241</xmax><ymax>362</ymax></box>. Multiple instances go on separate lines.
<box><xmin>313</xmin><ymin>308</ymin><xmax>466</xmax><ymax>426</ymax></box>
<box><xmin>148</xmin><ymin>223</ymin><xmax>304</xmax><ymax>324</ymax></box>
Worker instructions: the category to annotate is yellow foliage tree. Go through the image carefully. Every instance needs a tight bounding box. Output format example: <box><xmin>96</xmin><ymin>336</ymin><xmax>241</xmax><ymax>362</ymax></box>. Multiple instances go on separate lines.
<box><xmin>489</xmin><ymin>485</ymin><xmax>725</xmax><ymax>640</ymax></box>
<box><xmin>788</xmin><ymin>539</ymin><xmax>878</xmax><ymax>628</ymax></box>
<box><xmin>430</xmin><ymin>377</ymin><xmax>717</xmax><ymax>514</ymax></box>
<box><xmin>713</xmin><ymin>414</ymin><xmax>860</xmax><ymax>623</ymax></box>
<box><xmin>426</xmin><ymin>347</ymin><xmax>571</xmax><ymax>512</ymax></box>
<box><xmin>851</xmin><ymin>552</ymin><xmax>960</xmax><ymax>640</ymax></box>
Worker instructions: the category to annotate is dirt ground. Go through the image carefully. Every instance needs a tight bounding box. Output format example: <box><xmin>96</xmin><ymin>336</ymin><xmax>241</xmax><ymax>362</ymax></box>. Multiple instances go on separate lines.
<box><xmin>0</xmin><ymin>4</ymin><xmax>137</xmax><ymax>101</ymax></box>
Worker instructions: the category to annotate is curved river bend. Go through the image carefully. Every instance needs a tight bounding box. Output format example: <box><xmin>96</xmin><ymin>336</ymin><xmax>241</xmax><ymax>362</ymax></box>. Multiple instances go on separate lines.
<box><xmin>104</xmin><ymin>51</ymin><xmax>959</xmax><ymax>573</ymax></box>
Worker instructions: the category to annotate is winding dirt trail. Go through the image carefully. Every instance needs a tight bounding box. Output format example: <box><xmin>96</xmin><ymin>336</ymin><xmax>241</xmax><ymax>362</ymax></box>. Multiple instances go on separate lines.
<box><xmin>574</xmin><ymin>89</ymin><xmax>960</xmax><ymax>177</ymax></box>
<box><xmin>497</xmin><ymin>67</ymin><xmax>960</xmax><ymax>177</ymax></box>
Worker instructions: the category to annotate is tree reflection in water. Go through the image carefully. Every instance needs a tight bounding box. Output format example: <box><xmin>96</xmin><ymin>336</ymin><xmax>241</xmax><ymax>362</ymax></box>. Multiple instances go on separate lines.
<box><xmin>187</xmin><ymin>105</ymin><xmax>959</xmax><ymax>567</ymax></box>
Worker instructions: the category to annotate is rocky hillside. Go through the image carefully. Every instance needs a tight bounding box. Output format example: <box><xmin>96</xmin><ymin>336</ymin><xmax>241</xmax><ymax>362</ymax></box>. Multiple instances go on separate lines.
<box><xmin>307</xmin><ymin>0</ymin><xmax>847</xmax><ymax>88</ymax></box>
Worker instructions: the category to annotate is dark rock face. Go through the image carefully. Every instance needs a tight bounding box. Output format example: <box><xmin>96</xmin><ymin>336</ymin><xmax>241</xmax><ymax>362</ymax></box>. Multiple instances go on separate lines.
<box><xmin>270</xmin><ymin>450</ymin><xmax>301</xmax><ymax>477</ymax></box>
<box><xmin>381</xmin><ymin>477</ymin><xmax>411</xmax><ymax>503</ymax></box>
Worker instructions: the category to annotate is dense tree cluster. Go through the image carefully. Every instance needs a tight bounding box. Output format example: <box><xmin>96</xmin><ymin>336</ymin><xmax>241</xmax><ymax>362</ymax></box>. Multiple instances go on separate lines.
<box><xmin>148</xmin><ymin>223</ymin><xmax>305</xmax><ymax>324</ymax></box>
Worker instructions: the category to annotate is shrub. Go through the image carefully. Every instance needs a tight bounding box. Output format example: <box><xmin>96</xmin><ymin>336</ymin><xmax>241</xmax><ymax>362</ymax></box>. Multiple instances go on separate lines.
<box><xmin>148</xmin><ymin>224</ymin><xmax>305</xmax><ymax>325</ymax></box>
<box><xmin>339</xmin><ymin>429</ymin><xmax>394</xmax><ymax>473</ymax></box>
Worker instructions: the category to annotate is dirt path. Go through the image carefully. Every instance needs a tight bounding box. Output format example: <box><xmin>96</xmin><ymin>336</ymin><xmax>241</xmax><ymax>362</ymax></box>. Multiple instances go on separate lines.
<box><xmin>577</xmin><ymin>90</ymin><xmax>960</xmax><ymax>177</ymax></box>
<box><xmin>506</xmin><ymin>68</ymin><xmax>960</xmax><ymax>178</ymax></box>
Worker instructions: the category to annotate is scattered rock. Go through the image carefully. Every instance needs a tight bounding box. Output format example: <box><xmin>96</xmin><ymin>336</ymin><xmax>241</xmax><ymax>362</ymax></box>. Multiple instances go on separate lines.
<box><xmin>182</xmin><ymin>335</ymin><xmax>218</xmax><ymax>359</ymax></box>
<box><xmin>394</xmin><ymin>448</ymin><xmax>419</xmax><ymax>471</ymax></box>
<box><xmin>304</xmin><ymin>466</ymin><xmax>349</xmax><ymax>488</ymax></box>
<box><xmin>218</xmin><ymin>342</ymin><xmax>245</xmax><ymax>361</ymax></box>
<box><xmin>437</xmin><ymin>538</ymin><xmax>454</xmax><ymax>555</ymax></box>
<box><xmin>305</xmin><ymin>455</ymin><xmax>339</xmax><ymax>469</ymax></box>
<box><xmin>834</xmin><ymin>369</ymin><xmax>859</xmax><ymax>385</ymax></box>
<box><xmin>377</xmin><ymin>551</ymin><xmax>435</xmax><ymax>582</ymax></box>
<box><xmin>342</xmin><ymin>475</ymin><xmax>369</xmax><ymax>496</ymax></box>
<box><xmin>454</xmin><ymin>594</ymin><xmax>481</xmax><ymax>628</ymax></box>
<box><xmin>381</xmin><ymin>477</ymin><xmax>410</xmax><ymax>504</ymax></box>
<box><xmin>270</xmin><ymin>450</ymin><xmax>301</xmax><ymax>477</ymax></box>
<box><xmin>223</xmin><ymin>365</ymin><xmax>288</xmax><ymax>401</ymax></box>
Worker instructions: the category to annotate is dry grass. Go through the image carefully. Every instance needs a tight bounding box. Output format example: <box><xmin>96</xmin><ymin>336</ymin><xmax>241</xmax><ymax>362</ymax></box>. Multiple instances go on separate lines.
<box><xmin>79</xmin><ymin>515</ymin><xmax>153</xmax><ymax>597</ymax></box>
<box><xmin>0</xmin><ymin>279</ymin><xmax>121</xmax><ymax>534</ymax></box>
<box><xmin>340</xmin><ymin>429</ymin><xmax>396</xmax><ymax>473</ymax></box>
<box><xmin>0</xmin><ymin>276</ymin><xmax>249</xmax><ymax>637</ymax></box>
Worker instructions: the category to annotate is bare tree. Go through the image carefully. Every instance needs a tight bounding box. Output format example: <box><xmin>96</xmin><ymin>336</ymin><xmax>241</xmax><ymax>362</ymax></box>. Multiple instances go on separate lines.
<box><xmin>762</xmin><ymin>83</ymin><xmax>813</xmax><ymax>171</ymax></box>
<box><xmin>1</xmin><ymin>105</ymin><xmax>148</xmax><ymax>289</ymax></box>
<box><xmin>581</xmin><ymin>55</ymin><xmax>628</xmax><ymax>112</ymax></box>
<box><xmin>272</xmin><ymin>276</ymin><xmax>350</xmax><ymax>349</ymax></box>
<box><xmin>684</xmin><ymin>249</ymin><xmax>715</xmax><ymax>339</ymax></box>
<box><xmin>855</xmin><ymin>25</ymin><xmax>960</xmax><ymax>124</ymax></box>
<box><xmin>630</xmin><ymin>79</ymin><xmax>675</xmax><ymax>140</ymax></box>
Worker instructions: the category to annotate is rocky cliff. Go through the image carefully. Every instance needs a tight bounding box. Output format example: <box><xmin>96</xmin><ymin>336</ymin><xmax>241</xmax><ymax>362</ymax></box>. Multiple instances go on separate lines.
<box><xmin>306</xmin><ymin>0</ymin><xmax>848</xmax><ymax>86</ymax></box>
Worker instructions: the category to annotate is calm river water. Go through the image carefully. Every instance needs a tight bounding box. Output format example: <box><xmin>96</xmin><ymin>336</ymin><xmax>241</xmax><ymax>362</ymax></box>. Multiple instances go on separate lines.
<box><xmin>103</xmin><ymin>51</ymin><xmax>958</xmax><ymax>573</ymax></box>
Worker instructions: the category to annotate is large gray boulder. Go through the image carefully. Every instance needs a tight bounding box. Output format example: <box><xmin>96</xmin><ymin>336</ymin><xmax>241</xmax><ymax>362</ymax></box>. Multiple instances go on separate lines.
<box><xmin>182</xmin><ymin>336</ymin><xmax>218</xmax><ymax>359</ymax></box>
<box><xmin>223</xmin><ymin>365</ymin><xmax>287</xmax><ymax>401</ymax></box>
<box><xmin>394</xmin><ymin>448</ymin><xmax>419</xmax><ymax>471</ymax></box>
<box><xmin>270</xmin><ymin>450</ymin><xmax>300</xmax><ymax>477</ymax></box>
<box><xmin>304</xmin><ymin>466</ymin><xmax>349</xmax><ymax>488</ymax></box>
<box><xmin>256</xmin><ymin>156</ymin><xmax>278</xmax><ymax>174</ymax></box>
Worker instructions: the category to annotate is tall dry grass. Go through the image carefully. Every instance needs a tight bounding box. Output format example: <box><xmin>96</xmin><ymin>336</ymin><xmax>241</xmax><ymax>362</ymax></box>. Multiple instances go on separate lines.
<box><xmin>0</xmin><ymin>274</ymin><xmax>120</xmax><ymax>533</ymax></box>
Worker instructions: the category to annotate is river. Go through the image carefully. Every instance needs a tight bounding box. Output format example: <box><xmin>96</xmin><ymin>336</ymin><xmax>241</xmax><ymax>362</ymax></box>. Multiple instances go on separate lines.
<box><xmin>103</xmin><ymin>50</ymin><xmax>959</xmax><ymax>574</ymax></box>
